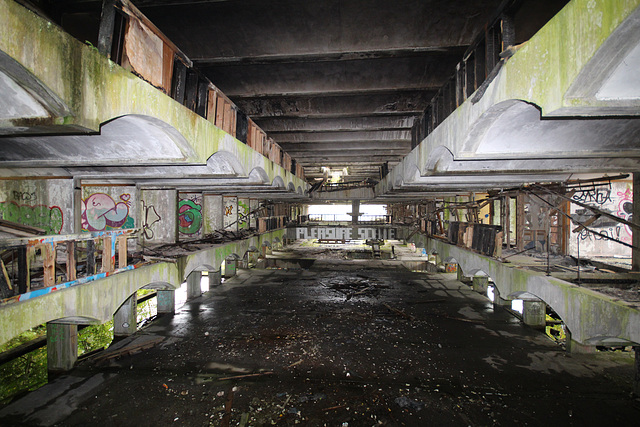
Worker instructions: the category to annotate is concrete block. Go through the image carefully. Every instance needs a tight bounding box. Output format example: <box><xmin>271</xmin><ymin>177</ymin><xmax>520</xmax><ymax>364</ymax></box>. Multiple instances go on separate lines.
<box><xmin>114</xmin><ymin>293</ymin><xmax>137</xmax><ymax>336</ymax></box>
<box><xmin>187</xmin><ymin>271</ymin><xmax>201</xmax><ymax>300</ymax></box>
<box><xmin>46</xmin><ymin>323</ymin><xmax>77</xmax><ymax>377</ymax></box>
<box><xmin>157</xmin><ymin>290</ymin><xmax>176</xmax><ymax>314</ymax></box>
<box><xmin>522</xmin><ymin>300</ymin><xmax>546</xmax><ymax>329</ymax></box>
<box><xmin>472</xmin><ymin>275</ymin><xmax>489</xmax><ymax>294</ymax></box>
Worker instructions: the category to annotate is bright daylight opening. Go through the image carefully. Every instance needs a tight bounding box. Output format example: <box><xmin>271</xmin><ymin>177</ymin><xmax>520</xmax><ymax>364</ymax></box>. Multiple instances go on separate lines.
<box><xmin>307</xmin><ymin>204</ymin><xmax>387</xmax><ymax>222</ymax></box>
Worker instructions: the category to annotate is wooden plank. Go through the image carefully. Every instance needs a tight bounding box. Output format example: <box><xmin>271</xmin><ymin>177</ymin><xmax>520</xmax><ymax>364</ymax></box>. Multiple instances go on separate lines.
<box><xmin>215</xmin><ymin>97</ymin><xmax>225</xmax><ymax>129</ymax></box>
<box><xmin>223</xmin><ymin>102</ymin><xmax>233</xmax><ymax>134</ymax></box>
<box><xmin>0</xmin><ymin>219</ymin><xmax>46</xmax><ymax>235</ymax></box>
<box><xmin>102</xmin><ymin>237</ymin><xmax>114</xmax><ymax>273</ymax></box>
<box><xmin>162</xmin><ymin>42</ymin><xmax>174</xmax><ymax>95</ymax></box>
<box><xmin>118</xmin><ymin>235</ymin><xmax>128</xmax><ymax>268</ymax></box>
<box><xmin>184</xmin><ymin>70</ymin><xmax>198</xmax><ymax>110</ymax></box>
<box><xmin>171</xmin><ymin>57</ymin><xmax>187</xmax><ymax>104</ymax></box>
<box><xmin>207</xmin><ymin>89</ymin><xmax>218</xmax><ymax>124</ymax></box>
<box><xmin>66</xmin><ymin>241</ymin><xmax>77</xmax><ymax>282</ymax></box>
<box><xmin>230</xmin><ymin>107</ymin><xmax>237</xmax><ymax>137</ymax></box>
<box><xmin>118</xmin><ymin>0</ymin><xmax>192</xmax><ymax>67</ymax></box>
<box><xmin>0</xmin><ymin>259</ymin><xmax>12</xmax><ymax>291</ymax></box>
<box><xmin>97</xmin><ymin>0</ymin><xmax>117</xmax><ymax>57</ymax></box>
<box><xmin>43</xmin><ymin>244</ymin><xmax>56</xmax><ymax>287</ymax></box>
<box><xmin>87</xmin><ymin>239</ymin><xmax>96</xmax><ymax>276</ymax></box>
<box><xmin>17</xmin><ymin>246</ymin><xmax>29</xmax><ymax>293</ymax></box>
<box><xmin>196</xmin><ymin>80</ymin><xmax>209</xmax><ymax>117</ymax></box>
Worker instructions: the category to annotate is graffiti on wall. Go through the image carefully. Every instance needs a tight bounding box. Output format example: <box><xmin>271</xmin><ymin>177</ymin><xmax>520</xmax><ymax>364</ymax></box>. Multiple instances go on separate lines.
<box><xmin>238</xmin><ymin>200</ymin><xmax>249</xmax><ymax>229</ymax></box>
<box><xmin>142</xmin><ymin>201</ymin><xmax>161</xmax><ymax>240</ymax></box>
<box><xmin>570</xmin><ymin>182</ymin><xmax>632</xmax><ymax>257</ymax></box>
<box><xmin>82</xmin><ymin>193</ymin><xmax>134</xmax><ymax>232</ymax></box>
<box><xmin>0</xmin><ymin>202</ymin><xmax>64</xmax><ymax>234</ymax></box>
<box><xmin>178</xmin><ymin>194</ymin><xmax>203</xmax><ymax>236</ymax></box>
<box><xmin>294</xmin><ymin>227</ymin><xmax>396</xmax><ymax>240</ymax></box>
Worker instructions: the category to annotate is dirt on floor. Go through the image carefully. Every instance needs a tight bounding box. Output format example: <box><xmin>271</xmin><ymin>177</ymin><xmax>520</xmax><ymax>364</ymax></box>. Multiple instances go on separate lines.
<box><xmin>1</xmin><ymin>245</ymin><xmax>638</xmax><ymax>426</ymax></box>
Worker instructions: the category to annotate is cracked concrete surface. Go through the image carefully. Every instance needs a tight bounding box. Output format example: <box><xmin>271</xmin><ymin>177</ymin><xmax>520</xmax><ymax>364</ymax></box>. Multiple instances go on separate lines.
<box><xmin>0</xmin><ymin>245</ymin><xmax>637</xmax><ymax>426</ymax></box>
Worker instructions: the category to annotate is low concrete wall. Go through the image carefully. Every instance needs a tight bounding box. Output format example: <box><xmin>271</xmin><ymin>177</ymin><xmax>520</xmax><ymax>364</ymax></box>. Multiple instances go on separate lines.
<box><xmin>408</xmin><ymin>232</ymin><xmax>640</xmax><ymax>346</ymax></box>
<box><xmin>0</xmin><ymin>229</ymin><xmax>285</xmax><ymax>346</ymax></box>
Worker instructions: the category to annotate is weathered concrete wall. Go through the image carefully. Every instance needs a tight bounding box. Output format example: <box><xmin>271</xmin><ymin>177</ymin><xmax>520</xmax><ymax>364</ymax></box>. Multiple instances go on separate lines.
<box><xmin>0</xmin><ymin>228</ymin><xmax>286</xmax><ymax>346</ymax></box>
<box><xmin>407</xmin><ymin>231</ymin><xmax>640</xmax><ymax>346</ymax></box>
<box><xmin>377</xmin><ymin>0</ymin><xmax>640</xmax><ymax>196</ymax></box>
<box><xmin>223</xmin><ymin>196</ymin><xmax>237</xmax><ymax>231</ymax></box>
<box><xmin>569</xmin><ymin>180</ymin><xmax>633</xmax><ymax>258</ymax></box>
<box><xmin>81</xmin><ymin>185</ymin><xmax>136</xmax><ymax>232</ymax></box>
<box><xmin>203</xmin><ymin>194</ymin><xmax>223</xmax><ymax>235</ymax></box>
<box><xmin>0</xmin><ymin>178</ymin><xmax>73</xmax><ymax>234</ymax></box>
<box><xmin>0</xmin><ymin>0</ymin><xmax>308</xmax><ymax>192</ymax></box>
<box><xmin>140</xmin><ymin>189</ymin><xmax>177</xmax><ymax>244</ymax></box>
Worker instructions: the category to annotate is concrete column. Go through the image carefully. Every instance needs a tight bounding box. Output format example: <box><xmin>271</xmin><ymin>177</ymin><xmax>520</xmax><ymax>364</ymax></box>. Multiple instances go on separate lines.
<box><xmin>209</xmin><ymin>270</ymin><xmax>222</xmax><ymax>287</ymax></box>
<box><xmin>141</xmin><ymin>189</ymin><xmax>178</xmax><ymax>245</ymax></box>
<box><xmin>225</xmin><ymin>259</ymin><xmax>237</xmax><ymax>278</ymax></box>
<box><xmin>472</xmin><ymin>274</ymin><xmax>489</xmax><ymax>294</ymax></box>
<box><xmin>350</xmin><ymin>199</ymin><xmax>361</xmax><ymax>225</ymax></box>
<box><xmin>633</xmin><ymin>174</ymin><xmax>640</xmax><ymax>271</ymax></box>
<box><xmin>203</xmin><ymin>194</ymin><xmax>224</xmax><ymax>234</ymax></box>
<box><xmin>186</xmin><ymin>271</ymin><xmax>201</xmax><ymax>300</ymax></box>
<box><xmin>223</xmin><ymin>196</ymin><xmax>238</xmax><ymax>231</ymax></box>
<box><xmin>114</xmin><ymin>293</ymin><xmax>137</xmax><ymax>336</ymax></box>
<box><xmin>47</xmin><ymin>322</ymin><xmax>78</xmax><ymax>377</ymax></box>
<box><xmin>157</xmin><ymin>290</ymin><xmax>175</xmax><ymax>314</ymax></box>
<box><xmin>522</xmin><ymin>300</ymin><xmax>546</xmax><ymax>329</ymax></box>
<box><xmin>565</xmin><ymin>328</ymin><xmax>597</xmax><ymax>354</ymax></box>
<box><xmin>249</xmin><ymin>199</ymin><xmax>258</xmax><ymax>229</ymax></box>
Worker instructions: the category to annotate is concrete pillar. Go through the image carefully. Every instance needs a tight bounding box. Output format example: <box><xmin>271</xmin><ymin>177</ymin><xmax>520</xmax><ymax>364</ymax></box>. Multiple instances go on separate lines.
<box><xmin>47</xmin><ymin>322</ymin><xmax>78</xmax><ymax>377</ymax></box>
<box><xmin>565</xmin><ymin>328</ymin><xmax>597</xmax><ymax>354</ymax></box>
<box><xmin>522</xmin><ymin>300</ymin><xmax>546</xmax><ymax>329</ymax></box>
<box><xmin>209</xmin><ymin>270</ymin><xmax>222</xmax><ymax>287</ymax></box>
<box><xmin>472</xmin><ymin>274</ymin><xmax>489</xmax><ymax>294</ymax></box>
<box><xmin>114</xmin><ymin>293</ymin><xmax>137</xmax><ymax>336</ymax></box>
<box><xmin>249</xmin><ymin>199</ymin><xmax>258</xmax><ymax>229</ymax></box>
<box><xmin>140</xmin><ymin>189</ymin><xmax>178</xmax><ymax>245</ymax></box>
<box><xmin>225</xmin><ymin>259</ymin><xmax>237</xmax><ymax>278</ymax></box>
<box><xmin>157</xmin><ymin>290</ymin><xmax>175</xmax><ymax>314</ymax></box>
<box><xmin>186</xmin><ymin>271</ymin><xmax>201</xmax><ymax>300</ymax></box>
<box><xmin>350</xmin><ymin>199</ymin><xmax>361</xmax><ymax>225</ymax></box>
<box><xmin>223</xmin><ymin>196</ymin><xmax>238</xmax><ymax>231</ymax></box>
<box><xmin>633</xmin><ymin>174</ymin><xmax>640</xmax><ymax>271</ymax></box>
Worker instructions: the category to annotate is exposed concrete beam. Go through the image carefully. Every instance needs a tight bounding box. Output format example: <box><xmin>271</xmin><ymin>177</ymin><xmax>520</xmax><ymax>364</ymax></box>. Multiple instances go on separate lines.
<box><xmin>272</xmin><ymin>130</ymin><xmax>411</xmax><ymax>143</ymax></box>
<box><xmin>142</xmin><ymin>0</ymin><xmax>500</xmax><ymax>60</ymax></box>
<box><xmin>233</xmin><ymin>91</ymin><xmax>432</xmax><ymax>118</ymax></box>
<box><xmin>254</xmin><ymin>116</ymin><xmax>415</xmax><ymax>133</ymax></box>
<box><xmin>200</xmin><ymin>55</ymin><xmax>458</xmax><ymax>97</ymax></box>
<box><xmin>286</xmin><ymin>149</ymin><xmax>409</xmax><ymax>158</ymax></box>
<box><xmin>194</xmin><ymin>46</ymin><xmax>467</xmax><ymax>66</ymax></box>
<box><xmin>280</xmin><ymin>141</ymin><xmax>410</xmax><ymax>151</ymax></box>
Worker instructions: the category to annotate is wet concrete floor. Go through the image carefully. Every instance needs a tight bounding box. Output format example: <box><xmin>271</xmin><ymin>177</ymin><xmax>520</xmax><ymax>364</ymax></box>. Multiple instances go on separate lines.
<box><xmin>1</xmin><ymin>252</ymin><xmax>638</xmax><ymax>426</ymax></box>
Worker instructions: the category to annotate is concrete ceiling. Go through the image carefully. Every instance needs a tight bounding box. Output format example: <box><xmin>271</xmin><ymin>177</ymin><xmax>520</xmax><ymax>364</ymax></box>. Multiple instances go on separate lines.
<box><xmin>51</xmin><ymin>0</ymin><xmax>567</xmax><ymax>184</ymax></box>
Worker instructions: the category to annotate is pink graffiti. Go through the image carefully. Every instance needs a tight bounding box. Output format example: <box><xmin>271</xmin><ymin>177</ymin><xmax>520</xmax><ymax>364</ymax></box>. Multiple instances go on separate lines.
<box><xmin>616</xmin><ymin>186</ymin><xmax>633</xmax><ymax>239</ymax></box>
<box><xmin>82</xmin><ymin>193</ymin><xmax>130</xmax><ymax>231</ymax></box>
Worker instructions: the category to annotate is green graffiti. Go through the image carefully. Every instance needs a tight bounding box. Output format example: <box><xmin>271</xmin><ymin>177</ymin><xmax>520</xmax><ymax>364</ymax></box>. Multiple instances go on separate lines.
<box><xmin>238</xmin><ymin>200</ymin><xmax>249</xmax><ymax>228</ymax></box>
<box><xmin>178</xmin><ymin>199</ymin><xmax>202</xmax><ymax>235</ymax></box>
<box><xmin>0</xmin><ymin>202</ymin><xmax>64</xmax><ymax>234</ymax></box>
